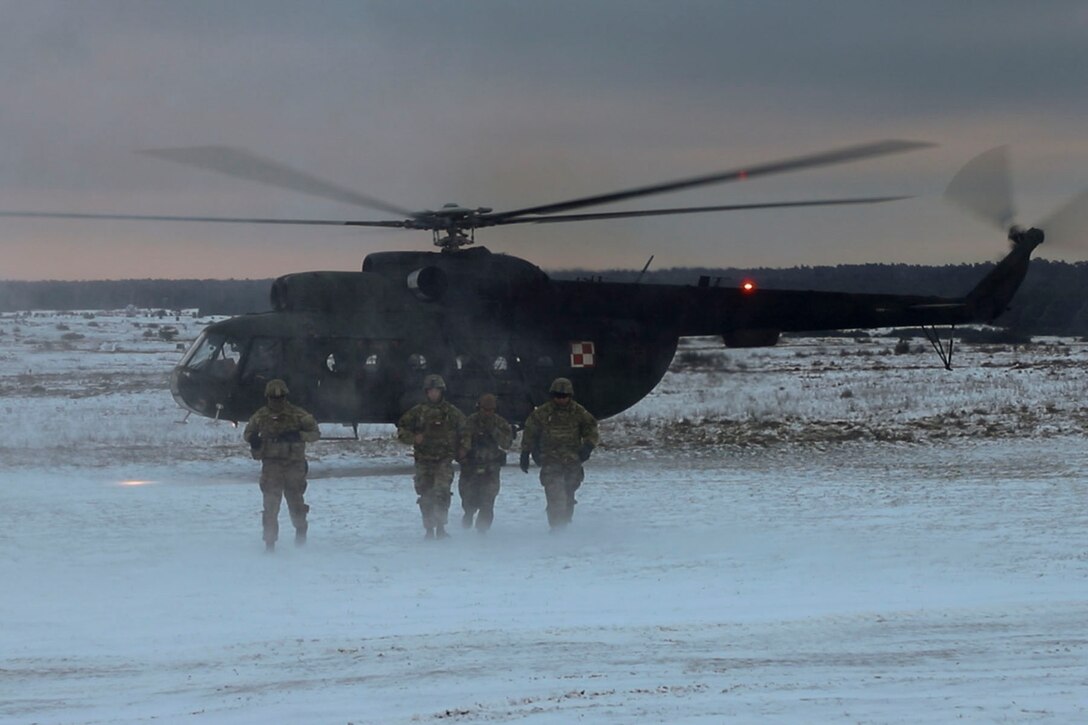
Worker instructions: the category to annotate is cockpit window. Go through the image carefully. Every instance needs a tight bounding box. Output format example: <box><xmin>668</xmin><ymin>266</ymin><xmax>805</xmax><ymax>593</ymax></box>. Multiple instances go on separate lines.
<box><xmin>179</xmin><ymin>332</ymin><xmax>242</xmax><ymax>380</ymax></box>
<box><xmin>181</xmin><ymin>332</ymin><xmax>220</xmax><ymax>370</ymax></box>
<box><xmin>181</xmin><ymin>330</ymin><xmax>243</xmax><ymax>378</ymax></box>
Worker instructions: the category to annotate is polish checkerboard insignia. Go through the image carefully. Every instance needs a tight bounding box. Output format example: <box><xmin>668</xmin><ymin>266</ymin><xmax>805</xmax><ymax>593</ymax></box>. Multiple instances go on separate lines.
<box><xmin>570</xmin><ymin>341</ymin><xmax>596</xmax><ymax>368</ymax></box>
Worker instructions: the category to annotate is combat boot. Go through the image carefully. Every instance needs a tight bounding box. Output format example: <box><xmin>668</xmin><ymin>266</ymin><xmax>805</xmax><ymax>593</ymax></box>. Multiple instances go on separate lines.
<box><xmin>435</xmin><ymin>524</ymin><xmax>450</xmax><ymax>539</ymax></box>
<box><xmin>295</xmin><ymin>528</ymin><xmax>307</xmax><ymax>546</ymax></box>
<box><xmin>461</xmin><ymin>511</ymin><xmax>474</xmax><ymax>528</ymax></box>
<box><xmin>425</xmin><ymin>527</ymin><xmax>435</xmax><ymax>539</ymax></box>
<box><xmin>265</xmin><ymin>540</ymin><xmax>276</xmax><ymax>553</ymax></box>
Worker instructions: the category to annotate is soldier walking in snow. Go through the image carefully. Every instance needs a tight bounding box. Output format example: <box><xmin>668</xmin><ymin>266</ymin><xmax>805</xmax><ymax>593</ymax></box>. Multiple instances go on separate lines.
<box><xmin>397</xmin><ymin>374</ymin><xmax>466</xmax><ymax>539</ymax></box>
<box><xmin>457</xmin><ymin>393</ymin><xmax>513</xmax><ymax>532</ymax></box>
<box><xmin>520</xmin><ymin>377</ymin><xmax>599</xmax><ymax>530</ymax></box>
<box><xmin>243</xmin><ymin>379</ymin><xmax>321</xmax><ymax>552</ymax></box>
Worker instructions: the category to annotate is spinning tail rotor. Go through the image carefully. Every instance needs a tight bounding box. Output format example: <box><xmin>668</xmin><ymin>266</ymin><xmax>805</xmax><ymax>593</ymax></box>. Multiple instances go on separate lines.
<box><xmin>945</xmin><ymin>146</ymin><xmax>1088</xmax><ymax>254</ymax></box>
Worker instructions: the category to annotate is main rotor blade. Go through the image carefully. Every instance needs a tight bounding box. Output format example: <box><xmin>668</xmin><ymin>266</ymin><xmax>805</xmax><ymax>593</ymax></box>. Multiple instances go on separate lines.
<box><xmin>139</xmin><ymin>146</ymin><xmax>415</xmax><ymax>218</ymax></box>
<box><xmin>1038</xmin><ymin>188</ymin><xmax>1088</xmax><ymax>251</ymax></box>
<box><xmin>944</xmin><ymin>146</ymin><xmax>1016</xmax><ymax>231</ymax></box>
<box><xmin>489</xmin><ymin>196</ymin><xmax>910</xmax><ymax>226</ymax></box>
<box><xmin>485</xmin><ymin>139</ymin><xmax>933</xmax><ymax>223</ymax></box>
<box><xmin>0</xmin><ymin>210</ymin><xmax>410</xmax><ymax>228</ymax></box>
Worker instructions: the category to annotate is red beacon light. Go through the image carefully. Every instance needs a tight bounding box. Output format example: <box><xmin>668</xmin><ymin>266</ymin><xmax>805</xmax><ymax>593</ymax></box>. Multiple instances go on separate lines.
<box><xmin>740</xmin><ymin>279</ymin><xmax>757</xmax><ymax>294</ymax></box>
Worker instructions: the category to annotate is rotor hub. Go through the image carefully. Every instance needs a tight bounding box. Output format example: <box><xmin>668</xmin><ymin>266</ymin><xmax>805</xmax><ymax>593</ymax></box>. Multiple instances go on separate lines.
<box><xmin>433</xmin><ymin>229</ymin><xmax>475</xmax><ymax>250</ymax></box>
<box><xmin>1008</xmin><ymin>226</ymin><xmax>1044</xmax><ymax>248</ymax></box>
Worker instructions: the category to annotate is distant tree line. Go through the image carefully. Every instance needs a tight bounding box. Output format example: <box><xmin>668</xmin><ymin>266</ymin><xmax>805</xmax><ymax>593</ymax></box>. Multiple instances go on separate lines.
<box><xmin>2</xmin><ymin>259</ymin><xmax>1086</xmax><ymax>335</ymax></box>
<box><xmin>0</xmin><ymin>279</ymin><xmax>272</xmax><ymax>316</ymax></box>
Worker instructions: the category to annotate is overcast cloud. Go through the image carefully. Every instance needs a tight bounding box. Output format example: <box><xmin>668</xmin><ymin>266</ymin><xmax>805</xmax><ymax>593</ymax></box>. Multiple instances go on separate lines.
<box><xmin>2</xmin><ymin>1</ymin><xmax>1087</xmax><ymax>279</ymax></box>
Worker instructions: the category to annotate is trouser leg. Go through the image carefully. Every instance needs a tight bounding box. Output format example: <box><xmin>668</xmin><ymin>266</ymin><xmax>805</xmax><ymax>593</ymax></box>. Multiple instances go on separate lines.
<box><xmin>260</xmin><ymin>464</ymin><xmax>287</xmax><ymax>545</ymax></box>
<box><xmin>284</xmin><ymin>489</ymin><xmax>309</xmax><ymax>541</ymax></box>
<box><xmin>540</xmin><ymin>466</ymin><xmax>568</xmax><ymax>528</ymax></box>
<box><xmin>565</xmin><ymin>477</ymin><xmax>581</xmax><ymax>523</ymax></box>
<box><xmin>432</xmin><ymin>461</ymin><xmax>453</xmax><ymax>529</ymax></box>
<box><xmin>458</xmin><ymin>473</ymin><xmax>478</xmax><ymax>515</ymax></box>
<box><xmin>542</xmin><ymin>480</ymin><xmax>568</xmax><ymax>527</ymax></box>
<box><xmin>283</xmin><ymin>460</ymin><xmax>310</xmax><ymax>539</ymax></box>
<box><xmin>540</xmin><ymin>463</ymin><xmax>583</xmax><ymax>528</ymax></box>
<box><xmin>475</xmin><ymin>471</ymin><xmax>501</xmax><ymax>531</ymax></box>
<box><xmin>261</xmin><ymin>490</ymin><xmax>282</xmax><ymax>544</ymax></box>
<box><xmin>415</xmin><ymin>470</ymin><xmax>436</xmax><ymax>531</ymax></box>
<box><xmin>416</xmin><ymin>460</ymin><xmax>453</xmax><ymax>533</ymax></box>
<box><xmin>458</xmin><ymin>471</ymin><xmax>478</xmax><ymax>526</ymax></box>
<box><xmin>435</xmin><ymin>503</ymin><xmax>449</xmax><ymax>527</ymax></box>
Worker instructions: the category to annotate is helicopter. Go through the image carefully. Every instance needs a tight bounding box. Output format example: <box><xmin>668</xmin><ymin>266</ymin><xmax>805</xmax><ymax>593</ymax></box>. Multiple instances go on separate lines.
<box><xmin>2</xmin><ymin>141</ymin><xmax>1079</xmax><ymax>430</ymax></box>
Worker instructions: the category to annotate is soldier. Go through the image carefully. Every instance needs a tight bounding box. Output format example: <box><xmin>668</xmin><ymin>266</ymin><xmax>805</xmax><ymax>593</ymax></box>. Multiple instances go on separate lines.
<box><xmin>396</xmin><ymin>374</ymin><xmax>466</xmax><ymax>539</ymax></box>
<box><xmin>458</xmin><ymin>393</ymin><xmax>514</xmax><ymax>532</ymax></box>
<box><xmin>243</xmin><ymin>379</ymin><xmax>321</xmax><ymax>552</ymax></box>
<box><xmin>520</xmin><ymin>377</ymin><xmax>600</xmax><ymax>530</ymax></box>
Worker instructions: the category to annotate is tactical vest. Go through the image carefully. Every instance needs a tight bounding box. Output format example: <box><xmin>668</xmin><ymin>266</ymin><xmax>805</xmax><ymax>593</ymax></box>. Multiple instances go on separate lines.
<box><xmin>399</xmin><ymin>401</ymin><xmax>463</xmax><ymax>461</ymax></box>
<box><xmin>463</xmin><ymin>412</ymin><xmax>512</xmax><ymax>465</ymax></box>
<box><xmin>527</xmin><ymin>401</ymin><xmax>596</xmax><ymax>465</ymax></box>
<box><xmin>249</xmin><ymin>403</ymin><xmax>314</xmax><ymax>461</ymax></box>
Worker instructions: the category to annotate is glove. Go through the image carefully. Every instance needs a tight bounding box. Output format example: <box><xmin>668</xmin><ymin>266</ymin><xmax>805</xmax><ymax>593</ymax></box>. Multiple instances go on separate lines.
<box><xmin>280</xmin><ymin>430</ymin><xmax>302</xmax><ymax>443</ymax></box>
<box><xmin>578</xmin><ymin>441</ymin><xmax>595</xmax><ymax>462</ymax></box>
<box><xmin>519</xmin><ymin>450</ymin><xmax>531</xmax><ymax>473</ymax></box>
<box><xmin>249</xmin><ymin>433</ymin><xmax>261</xmax><ymax>451</ymax></box>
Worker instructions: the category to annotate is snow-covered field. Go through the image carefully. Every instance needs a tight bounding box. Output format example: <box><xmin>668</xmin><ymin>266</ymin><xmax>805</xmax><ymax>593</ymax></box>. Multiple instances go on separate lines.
<box><xmin>2</xmin><ymin>310</ymin><xmax>1086</xmax><ymax>723</ymax></box>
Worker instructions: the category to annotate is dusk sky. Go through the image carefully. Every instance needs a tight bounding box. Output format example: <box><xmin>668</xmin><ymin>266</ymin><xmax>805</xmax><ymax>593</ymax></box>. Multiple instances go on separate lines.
<box><xmin>2</xmin><ymin>1</ymin><xmax>1088</xmax><ymax>280</ymax></box>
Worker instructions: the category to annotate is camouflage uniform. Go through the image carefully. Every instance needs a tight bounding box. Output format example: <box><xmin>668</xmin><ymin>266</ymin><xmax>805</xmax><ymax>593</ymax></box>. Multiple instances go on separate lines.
<box><xmin>458</xmin><ymin>394</ymin><xmax>514</xmax><ymax>532</ymax></box>
<box><xmin>396</xmin><ymin>375</ymin><xmax>466</xmax><ymax>538</ymax></box>
<box><xmin>242</xmin><ymin>380</ymin><xmax>320</xmax><ymax>550</ymax></box>
<box><xmin>521</xmin><ymin>379</ymin><xmax>600</xmax><ymax>529</ymax></box>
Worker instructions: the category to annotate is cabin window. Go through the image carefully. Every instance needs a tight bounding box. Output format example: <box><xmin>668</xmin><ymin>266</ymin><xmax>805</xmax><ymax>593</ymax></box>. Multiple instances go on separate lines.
<box><xmin>535</xmin><ymin>355</ymin><xmax>554</xmax><ymax>368</ymax></box>
<box><xmin>241</xmin><ymin>337</ymin><xmax>283</xmax><ymax>382</ymax></box>
<box><xmin>455</xmin><ymin>355</ymin><xmax>487</xmax><ymax>374</ymax></box>
<box><xmin>222</xmin><ymin>342</ymin><xmax>242</xmax><ymax>364</ymax></box>
<box><xmin>364</xmin><ymin>354</ymin><xmax>379</xmax><ymax>368</ymax></box>
<box><xmin>312</xmin><ymin>338</ymin><xmax>353</xmax><ymax>376</ymax></box>
<box><xmin>408</xmin><ymin>353</ymin><xmax>428</xmax><ymax>370</ymax></box>
<box><xmin>325</xmin><ymin>352</ymin><xmax>346</xmax><ymax>373</ymax></box>
<box><xmin>492</xmin><ymin>356</ymin><xmax>508</xmax><ymax>372</ymax></box>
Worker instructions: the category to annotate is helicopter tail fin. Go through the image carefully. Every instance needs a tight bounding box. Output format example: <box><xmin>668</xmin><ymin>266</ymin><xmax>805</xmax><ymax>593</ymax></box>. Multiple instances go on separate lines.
<box><xmin>963</xmin><ymin>227</ymin><xmax>1043</xmax><ymax>322</ymax></box>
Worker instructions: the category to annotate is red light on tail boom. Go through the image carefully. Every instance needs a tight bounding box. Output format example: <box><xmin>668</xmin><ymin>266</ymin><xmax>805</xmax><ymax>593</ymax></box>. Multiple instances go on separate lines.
<box><xmin>741</xmin><ymin>279</ymin><xmax>757</xmax><ymax>294</ymax></box>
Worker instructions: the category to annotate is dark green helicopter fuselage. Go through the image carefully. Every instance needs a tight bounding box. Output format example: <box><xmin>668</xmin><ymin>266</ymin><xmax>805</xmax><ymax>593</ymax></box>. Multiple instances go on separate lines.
<box><xmin>172</xmin><ymin>247</ymin><xmax>682</xmax><ymax>425</ymax></box>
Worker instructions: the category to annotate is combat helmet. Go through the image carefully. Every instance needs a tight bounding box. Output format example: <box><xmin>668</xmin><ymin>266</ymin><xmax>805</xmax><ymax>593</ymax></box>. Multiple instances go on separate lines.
<box><xmin>264</xmin><ymin>379</ymin><xmax>290</xmax><ymax>398</ymax></box>
<box><xmin>423</xmin><ymin>373</ymin><xmax>447</xmax><ymax>390</ymax></box>
<box><xmin>549</xmin><ymin>377</ymin><xmax>574</xmax><ymax>396</ymax></box>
